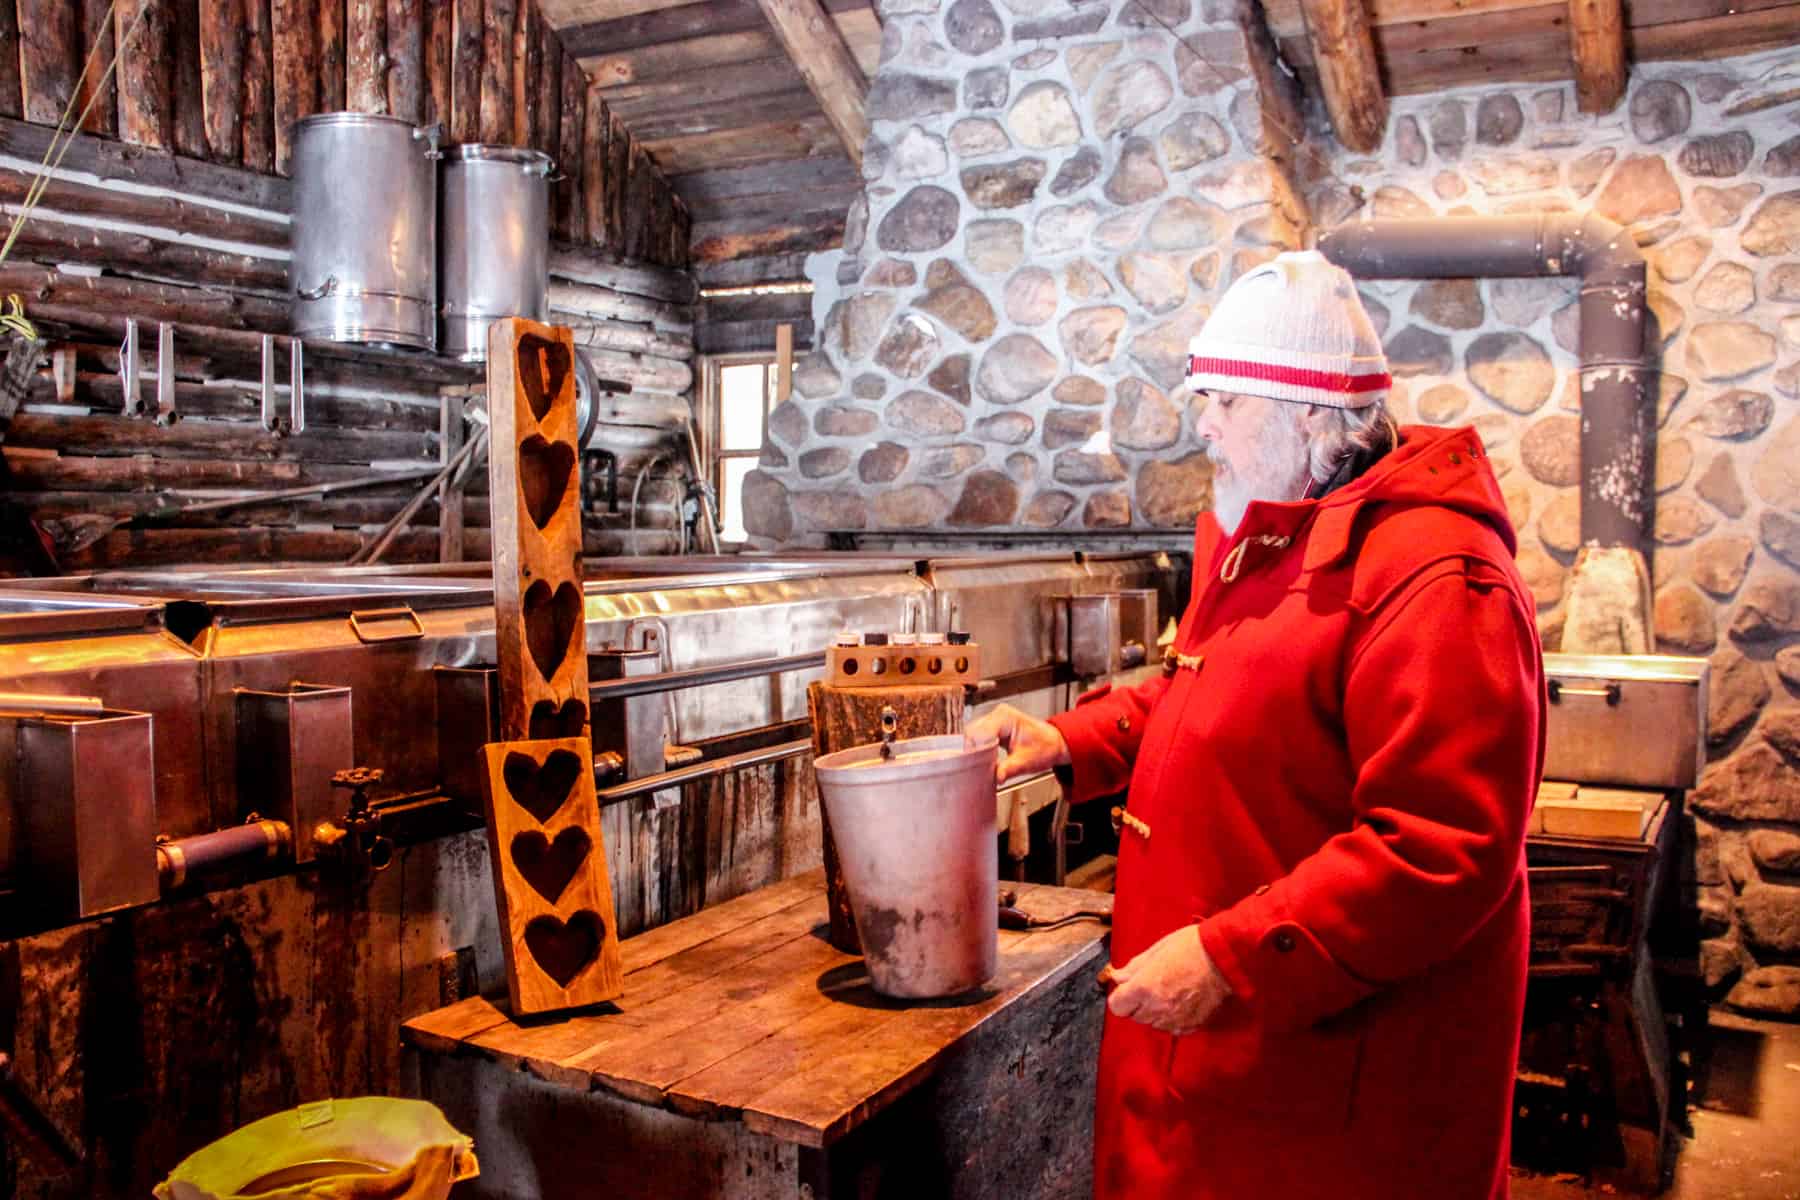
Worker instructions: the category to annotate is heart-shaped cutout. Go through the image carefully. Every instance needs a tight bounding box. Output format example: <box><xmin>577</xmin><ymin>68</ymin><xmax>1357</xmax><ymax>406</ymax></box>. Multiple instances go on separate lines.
<box><xmin>529</xmin><ymin>699</ymin><xmax>588</xmax><ymax>740</ymax></box>
<box><xmin>517</xmin><ymin>334</ymin><xmax>572</xmax><ymax>423</ymax></box>
<box><xmin>524</xmin><ymin>910</ymin><xmax>603</xmax><ymax>988</ymax></box>
<box><xmin>511</xmin><ymin>826</ymin><xmax>590</xmax><ymax>905</ymax></box>
<box><xmin>502</xmin><ymin>747</ymin><xmax>583</xmax><ymax>824</ymax></box>
<box><xmin>524</xmin><ymin>579</ymin><xmax>582</xmax><ymax>682</ymax></box>
<box><xmin>520</xmin><ymin>436</ymin><xmax>576</xmax><ymax>531</ymax></box>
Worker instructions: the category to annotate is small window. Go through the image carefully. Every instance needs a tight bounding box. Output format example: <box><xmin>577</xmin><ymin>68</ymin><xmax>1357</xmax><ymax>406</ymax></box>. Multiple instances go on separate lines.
<box><xmin>705</xmin><ymin>355</ymin><xmax>778</xmax><ymax>544</ymax></box>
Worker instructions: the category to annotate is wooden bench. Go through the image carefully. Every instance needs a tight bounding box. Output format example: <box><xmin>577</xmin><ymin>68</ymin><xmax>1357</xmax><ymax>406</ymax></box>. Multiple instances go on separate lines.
<box><xmin>402</xmin><ymin>869</ymin><xmax>1112</xmax><ymax>1199</ymax></box>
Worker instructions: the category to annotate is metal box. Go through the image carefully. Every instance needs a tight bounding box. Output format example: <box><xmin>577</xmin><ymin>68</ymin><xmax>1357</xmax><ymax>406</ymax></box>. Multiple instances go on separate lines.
<box><xmin>235</xmin><ymin>683</ymin><xmax>355</xmax><ymax>863</ymax></box>
<box><xmin>1541</xmin><ymin>653</ymin><xmax>1709</xmax><ymax>790</ymax></box>
<box><xmin>435</xmin><ymin>667</ymin><xmax>501</xmax><ymax>806</ymax></box>
<box><xmin>8</xmin><ymin>710</ymin><xmax>159</xmax><ymax>917</ymax></box>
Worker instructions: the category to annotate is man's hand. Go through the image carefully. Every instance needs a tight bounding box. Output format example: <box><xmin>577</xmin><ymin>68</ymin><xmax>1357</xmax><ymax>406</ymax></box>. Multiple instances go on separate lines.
<box><xmin>1105</xmin><ymin>925</ymin><xmax>1232</xmax><ymax>1035</ymax></box>
<box><xmin>965</xmin><ymin>703</ymin><xmax>1070</xmax><ymax>785</ymax></box>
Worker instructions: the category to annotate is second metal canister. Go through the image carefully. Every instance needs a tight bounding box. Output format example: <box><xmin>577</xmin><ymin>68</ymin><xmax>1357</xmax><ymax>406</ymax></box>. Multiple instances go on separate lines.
<box><xmin>440</xmin><ymin>145</ymin><xmax>553</xmax><ymax>362</ymax></box>
<box><xmin>290</xmin><ymin>113</ymin><xmax>440</xmax><ymax>351</ymax></box>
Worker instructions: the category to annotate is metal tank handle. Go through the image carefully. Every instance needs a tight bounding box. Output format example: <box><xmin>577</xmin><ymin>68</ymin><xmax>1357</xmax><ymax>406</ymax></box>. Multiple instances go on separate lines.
<box><xmin>297</xmin><ymin>275</ymin><xmax>337</xmax><ymax>301</ymax></box>
<box><xmin>413</xmin><ymin>123</ymin><xmax>443</xmax><ymax>160</ymax></box>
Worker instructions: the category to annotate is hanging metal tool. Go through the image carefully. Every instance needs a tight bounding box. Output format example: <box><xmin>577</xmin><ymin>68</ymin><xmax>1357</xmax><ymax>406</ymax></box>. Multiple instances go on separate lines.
<box><xmin>118</xmin><ymin>317</ymin><xmax>142</xmax><ymax>417</ymax></box>
<box><xmin>154</xmin><ymin>322</ymin><xmax>176</xmax><ymax>425</ymax></box>
<box><xmin>680</xmin><ymin>415</ymin><xmax>720</xmax><ymax>554</ymax></box>
<box><xmin>259</xmin><ymin>335</ymin><xmax>307</xmax><ymax>434</ymax></box>
<box><xmin>349</xmin><ymin>423</ymin><xmax>490</xmax><ymax>566</ymax></box>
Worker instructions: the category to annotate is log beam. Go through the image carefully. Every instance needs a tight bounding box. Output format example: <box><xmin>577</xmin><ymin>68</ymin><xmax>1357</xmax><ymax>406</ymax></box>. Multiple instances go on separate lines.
<box><xmin>1570</xmin><ymin>0</ymin><xmax>1627</xmax><ymax>114</ymax></box>
<box><xmin>1298</xmin><ymin>0</ymin><xmax>1387</xmax><ymax>153</ymax></box>
<box><xmin>753</xmin><ymin>0</ymin><xmax>868</xmax><ymax>170</ymax></box>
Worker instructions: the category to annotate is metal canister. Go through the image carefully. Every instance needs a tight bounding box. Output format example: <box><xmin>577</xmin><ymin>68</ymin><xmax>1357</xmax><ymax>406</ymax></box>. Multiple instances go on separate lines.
<box><xmin>290</xmin><ymin>113</ymin><xmax>440</xmax><ymax>351</ymax></box>
<box><xmin>439</xmin><ymin>145</ymin><xmax>553</xmax><ymax>363</ymax></box>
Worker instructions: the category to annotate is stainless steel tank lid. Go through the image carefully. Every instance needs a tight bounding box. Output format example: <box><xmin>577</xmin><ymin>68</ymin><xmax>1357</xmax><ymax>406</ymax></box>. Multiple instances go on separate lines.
<box><xmin>291</xmin><ymin>111</ymin><xmax>423</xmax><ymax>132</ymax></box>
<box><xmin>814</xmin><ymin>734</ymin><xmax>999</xmax><ymax>784</ymax></box>
<box><xmin>445</xmin><ymin>144</ymin><xmax>555</xmax><ymax>168</ymax></box>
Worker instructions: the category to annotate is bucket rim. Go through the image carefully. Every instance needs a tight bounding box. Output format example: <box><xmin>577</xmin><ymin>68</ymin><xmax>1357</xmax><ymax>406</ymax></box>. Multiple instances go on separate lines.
<box><xmin>814</xmin><ymin>733</ymin><xmax>997</xmax><ymax>786</ymax></box>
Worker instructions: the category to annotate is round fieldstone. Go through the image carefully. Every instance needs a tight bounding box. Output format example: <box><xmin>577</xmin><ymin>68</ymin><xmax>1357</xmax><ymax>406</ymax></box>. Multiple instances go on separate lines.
<box><xmin>976</xmin><ymin>333</ymin><xmax>1058</xmax><ymax>404</ymax></box>
<box><xmin>949</xmin><ymin>117</ymin><xmax>1010</xmax><ymax>159</ymax></box>
<box><xmin>791</xmin><ymin>353</ymin><xmax>840</xmax><ymax>401</ymax></box>
<box><xmin>1033</xmin><ymin>202</ymin><xmax>1098</xmax><ymax>254</ymax></box>
<box><xmin>1190</xmin><ymin>252</ymin><xmax>1220</xmax><ymax>290</ymax></box>
<box><xmin>1657</xmin><ymin>436</ymin><xmax>1694</xmax><ymax>492</ymax></box>
<box><xmin>868</xmin><ymin>74</ymin><xmax>958</xmax><ymax>122</ymax></box>
<box><xmin>922</xmin><ymin>442</ymin><xmax>985</xmax><ymax>478</ymax></box>
<box><xmin>1021</xmin><ymin>489</ymin><xmax>1076</xmax><ymax>527</ymax></box>
<box><xmin>1517</xmin><ymin>544</ymin><xmax>1565</xmax><ymax>607</ymax></box>
<box><xmin>853</xmin><ymin>374</ymin><xmax>888</xmax><ymax>401</ymax></box>
<box><xmin>875</xmin><ymin>314</ymin><xmax>940</xmax><ymax>378</ymax></box>
<box><xmin>864</xmin><ymin>259</ymin><xmax>919</xmax><ymax>289</ymax></box>
<box><xmin>792</xmin><ymin>490</ymin><xmax>867</xmax><ymax>530</ymax></box>
<box><xmin>1049</xmin><ymin>146</ymin><xmax>1102</xmax><ymax>197</ymax></box>
<box><xmin>1731</xmin><ymin>576</ymin><xmax>1800</xmax><ymax>641</ymax></box>
<box><xmin>877</xmin><ymin>186</ymin><xmax>960</xmax><ymax>253</ymax></box>
<box><xmin>1688</xmin><ymin>389</ymin><xmax>1773</xmax><ymax>440</ymax></box>
<box><xmin>1534</xmin><ymin>88</ymin><xmax>1565</xmax><ymax>123</ymax></box>
<box><xmin>859</xmin><ymin>442</ymin><xmax>910</xmax><ymax>483</ymax></box>
<box><xmin>1104</xmin><ymin>137</ymin><xmax>1168</xmax><ymax>207</ymax></box>
<box><xmin>917</xmin><ymin>281</ymin><xmax>997</xmax><ymax>343</ymax></box>
<box><xmin>1629</xmin><ymin>80</ymin><xmax>1691</xmax><ymax>143</ymax></box>
<box><xmin>965</xmin><ymin>219</ymin><xmax>1023</xmax><ymax>275</ymax></box>
<box><xmin>1743</xmin><ymin>191</ymin><xmax>1800</xmax><ymax>256</ymax></box>
<box><xmin>1372</xmin><ymin>185</ymin><xmax>1432</xmax><ymax>219</ymax></box>
<box><xmin>927</xmin><ymin>354</ymin><xmax>971</xmax><ymax>406</ymax></box>
<box><xmin>1054</xmin><ymin>376</ymin><xmax>1106</xmax><ymax>406</ymax></box>
<box><xmin>1093</xmin><ymin>61</ymin><xmax>1174</xmax><ymax>138</ymax></box>
<box><xmin>1656</xmin><ymin>495</ymin><xmax>1716</xmax><ymax>546</ymax></box>
<box><xmin>1418</xmin><ymin>383</ymin><xmax>1471</xmax><ymax>424</ymax></box>
<box><xmin>1751</xmin><ymin>828</ymin><xmax>1800</xmax><ymax>874</ymax></box>
<box><xmin>1595</xmin><ymin>155</ymin><xmax>1683</xmax><ymax>225</ymax></box>
<box><xmin>1727</xmin><ymin>965</ymin><xmax>1800</xmax><ymax>1019</ymax></box>
<box><xmin>1534</xmin><ymin>491</ymin><xmax>1577</xmax><ymax>554</ymax></box>
<box><xmin>1008</xmin><ymin>81</ymin><xmax>1081</xmax><ymax>148</ymax></box>
<box><xmin>1044</xmin><ymin>407</ymin><xmax>1101</xmax><ymax>449</ymax></box>
<box><xmin>1385</xmin><ymin>326</ymin><xmax>1455</xmax><ymax>377</ymax></box>
<box><xmin>1396</xmin><ymin>115</ymin><xmax>1426</xmax><ymax>167</ymax></box>
<box><xmin>1060</xmin><ymin>305</ymin><xmax>1129</xmax><ymax>364</ymax></box>
<box><xmin>1766</xmin><ymin>708</ymin><xmax>1800</xmax><ymax>766</ymax></box>
<box><xmin>1569</xmin><ymin>147</ymin><xmax>1616</xmax><ymax>198</ymax></box>
<box><xmin>1649</xmin><ymin>293</ymin><xmax>1686</xmax><ymax>346</ymax></box>
<box><xmin>799</xmin><ymin>447</ymin><xmax>852</xmax><ymax>479</ymax></box>
<box><xmin>1764</xmin><ymin>510</ymin><xmax>1800</xmax><ymax>570</ymax></box>
<box><xmin>873</xmin><ymin>484</ymin><xmax>950</xmax><ymax>528</ymax></box>
<box><xmin>1651</xmin><ymin>236</ymin><xmax>1712</xmax><ymax>284</ymax></box>
<box><xmin>1740</xmin><ymin>885</ymin><xmax>1800</xmax><ymax>955</ymax></box>
<box><xmin>1476</xmin><ymin>94</ymin><xmax>1524</xmax><ymax>146</ymax></box>
<box><xmin>1771</xmin><ymin>263</ymin><xmax>1800</xmax><ymax>301</ymax></box>
<box><xmin>1487</xmin><ymin>278</ymin><xmax>1566</xmax><ymax>328</ymax></box>
<box><xmin>889</xmin><ymin>390</ymin><xmax>966</xmax><ymax>436</ymax></box>
<box><xmin>1522</xmin><ymin>415</ymin><xmax>1581</xmax><ymax>486</ymax></box>
<box><xmin>1003</xmin><ymin>267</ymin><xmax>1059</xmax><ymax>326</ymax></box>
<box><xmin>975</xmin><ymin>412</ymin><xmax>1035</xmax><ymax>444</ymax></box>
<box><xmin>1695</xmin><ymin>262</ymin><xmax>1756</xmax><ymax>314</ymax></box>
<box><xmin>963</xmin><ymin>65</ymin><xmax>1008</xmax><ymax>110</ymax></box>
<box><xmin>1083</xmin><ymin>491</ymin><xmax>1132</xmax><ymax>528</ymax></box>
<box><xmin>742</xmin><ymin>470</ymin><xmax>793</xmax><ymax>541</ymax></box>
<box><xmin>1711</xmin><ymin>649</ymin><xmax>1774</xmax><ymax>747</ymax></box>
<box><xmin>892</xmin><ymin>125</ymin><xmax>950</xmax><ymax>181</ymax></box>
<box><xmin>1688</xmin><ymin>323</ymin><xmax>1777</xmax><ymax>382</ymax></box>
<box><xmin>1656</xmin><ymin>585</ymin><xmax>1717</xmax><ymax>653</ymax></box>
<box><xmin>1698</xmin><ymin>452</ymin><xmax>1749</xmax><ymax>518</ymax></box>
<box><xmin>1118</xmin><ymin>252</ymin><xmax>1188</xmax><ymax>314</ymax></box>
<box><xmin>1695</xmin><ymin>533</ymin><xmax>1756</xmax><ymax>598</ymax></box>
<box><xmin>814</xmin><ymin>406</ymin><xmax>880</xmax><ymax>438</ymax></box>
<box><xmin>1503</xmin><ymin>479</ymin><xmax>1532</xmax><ymax>532</ymax></box>
<box><xmin>1066</xmin><ymin>41</ymin><xmax>1121</xmax><ymax>92</ymax></box>
<box><xmin>1112</xmin><ymin>377</ymin><xmax>1180</xmax><ymax>450</ymax></box>
<box><xmin>1680</xmin><ymin>132</ymin><xmax>1754</xmax><ymax>178</ymax></box>
<box><xmin>1053</xmin><ymin>450</ymin><xmax>1127</xmax><ymax>484</ymax></box>
<box><xmin>1161</xmin><ymin>111</ymin><xmax>1230</xmax><ymax>171</ymax></box>
<box><xmin>1358</xmin><ymin>291</ymin><xmax>1389</xmax><ymax>337</ymax></box>
<box><xmin>1067</xmin><ymin>258</ymin><xmax>1114</xmax><ymax>299</ymax></box>
<box><xmin>961</xmin><ymin>158</ymin><xmax>1047</xmax><ymax>210</ymax></box>
<box><xmin>1767</xmin><ymin>134</ymin><xmax>1800</xmax><ymax>176</ymax></box>
<box><xmin>1695</xmin><ymin>182</ymin><xmax>1763</xmax><ymax>228</ymax></box>
<box><xmin>1429</xmin><ymin>100</ymin><xmax>1467</xmax><ymax>160</ymax></box>
<box><xmin>1007</xmin><ymin>452</ymin><xmax>1037</xmax><ymax>483</ymax></box>
<box><xmin>1412</xmin><ymin>279</ymin><xmax>1485</xmax><ymax>330</ymax></box>
<box><xmin>1136</xmin><ymin>451</ymin><xmax>1212</xmax><ymax>526</ymax></box>
<box><xmin>1467</xmin><ymin>332</ymin><xmax>1554</xmax><ymax>413</ymax></box>
<box><xmin>1128</xmin><ymin>305</ymin><xmax>1210</xmax><ymax>391</ymax></box>
<box><xmin>1012</xmin><ymin>48</ymin><xmax>1055</xmax><ymax>69</ymax></box>
<box><xmin>944</xmin><ymin>0</ymin><xmax>1004</xmax><ymax>54</ymax></box>
<box><xmin>768</xmin><ymin>401</ymin><xmax>807</xmax><ymax>449</ymax></box>
<box><xmin>946</xmin><ymin>470</ymin><xmax>1020</xmax><ymax>526</ymax></box>
<box><xmin>1781</xmin><ymin>363</ymin><xmax>1800</xmax><ymax>398</ymax></box>
<box><xmin>831</xmin><ymin>293</ymin><xmax>899</xmax><ymax>362</ymax></box>
<box><xmin>1146</xmin><ymin>196</ymin><xmax>1224</xmax><ymax>250</ymax></box>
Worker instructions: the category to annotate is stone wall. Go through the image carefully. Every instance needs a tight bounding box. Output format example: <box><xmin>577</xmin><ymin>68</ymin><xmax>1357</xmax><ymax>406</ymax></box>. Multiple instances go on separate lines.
<box><xmin>741</xmin><ymin>0</ymin><xmax>1309</xmax><ymax>541</ymax></box>
<box><xmin>1303</xmin><ymin>49</ymin><xmax>1800</xmax><ymax>1015</ymax></box>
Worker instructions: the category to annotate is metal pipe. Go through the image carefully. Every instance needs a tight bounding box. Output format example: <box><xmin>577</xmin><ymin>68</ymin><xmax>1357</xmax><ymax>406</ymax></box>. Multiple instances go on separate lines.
<box><xmin>0</xmin><ymin>692</ymin><xmax>106</xmax><ymax>716</ymax></box>
<box><xmin>588</xmin><ymin>651</ymin><xmax>827</xmax><ymax>703</ymax></box>
<box><xmin>156</xmin><ymin>820</ymin><xmax>291</xmax><ymax>889</ymax></box>
<box><xmin>1318</xmin><ymin>213</ymin><xmax>1650</xmax><ymax>560</ymax></box>
<box><xmin>596</xmin><ymin>738</ymin><xmax>811</xmax><ymax>806</ymax></box>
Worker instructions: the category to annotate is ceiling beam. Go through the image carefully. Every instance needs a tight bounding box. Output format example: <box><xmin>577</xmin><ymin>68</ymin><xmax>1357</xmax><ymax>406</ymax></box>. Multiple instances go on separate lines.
<box><xmin>560</xmin><ymin>0</ymin><xmax>866</xmax><ymax>58</ymax></box>
<box><xmin>1569</xmin><ymin>0</ymin><xmax>1627</xmax><ymax>113</ymax></box>
<box><xmin>754</xmin><ymin>0</ymin><xmax>869</xmax><ymax>170</ymax></box>
<box><xmin>1299</xmin><ymin>0</ymin><xmax>1388</xmax><ymax>153</ymax></box>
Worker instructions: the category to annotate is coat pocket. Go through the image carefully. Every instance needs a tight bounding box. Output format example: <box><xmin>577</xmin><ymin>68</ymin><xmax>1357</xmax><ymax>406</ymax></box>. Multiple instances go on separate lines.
<box><xmin>1164</xmin><ymin>1005</ymin><xmax>1366</xmax><ymax>1128</ymax></box>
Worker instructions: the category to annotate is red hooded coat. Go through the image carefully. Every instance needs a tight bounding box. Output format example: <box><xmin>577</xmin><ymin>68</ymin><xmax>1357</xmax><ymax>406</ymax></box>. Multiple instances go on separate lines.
<box><xmin>1050</xmin><ymin>424</ymin><xmax>1545</xmax><ymax>1199</ymax></box>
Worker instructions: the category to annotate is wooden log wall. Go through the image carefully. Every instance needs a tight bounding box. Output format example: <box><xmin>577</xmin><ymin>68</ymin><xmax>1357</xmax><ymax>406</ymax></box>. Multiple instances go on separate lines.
<box><xmin>0</xmin><ymin>0</ymin><xmax>689</xmax><ymax>264</ymax></box>
<box><xmin>0</xmin><ymin>112</ymin><xmax>697</xmax><ymax>574</ymax></box>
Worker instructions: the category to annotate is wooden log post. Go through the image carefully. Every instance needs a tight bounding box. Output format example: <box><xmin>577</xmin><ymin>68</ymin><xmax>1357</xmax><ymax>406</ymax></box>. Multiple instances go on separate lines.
<box><xmin>534</xmin><ymin>13</ymin><xmax>559</xmax><ymax>158</ymax></box>
<box><xmin>77</xmin><ymin>0</ymin><xmax>118</xmax><ymax>136</ymax></box>
<box><xmin>318</xmin><ymin>0</ymin><xmax>347</xmax><ymax>111</ymax></box>
<box><xmin>241</xmin><ymin>0</ymin><xmax>275</xmax><ymax>171</ymax></box>
<box><xmin>512</xmin><ymin>0</ymin><xmax>537</xmax><ymax>148</ymax></box>
<box><xmin>479</xmin><ymin>0</ymin><xmax>518</xmax><ymax>143</ymax></box>
<box><xmin>270</xmin><ymin>0</ymin><xmax>318</xmax><ymax>174</ymax></box>
<box><xmin>1570</xmin><ymin>0</ymin><xmax>1627</xmax><ymax>114</ymax></box>
<box><xmin>114</xmin><ymin>0</ymin><xmax>175</xmax><ymax>149</ymax></box>
<box><xmin>19</xmin><ymin>0</ymin><xmax>80</xmax><ymax>128</ymax></box>
<box><xmin>387</xmin><ymin>0</ymin><xmax>425</xmax><ymax>123</ymax></box>
<box><xmin>753</xmin><ymin>0</ymin><xmax>868</xmax><ymax>170</ymax></box>
<box><xmin>1298</xmin><ymin>0</ymin><xmax>1387</xmax><ymax>154</ymax></box>
<box><xmin>450</xmin><ymin>0</ymin><xmax>484</xmax><ymax>144</ymax></box>
<box><xmin>348</xmin><ymin>0</ymin><xmax>389</xmax><ymax>113</ymax></box>
<box><xmin>553</xmin><ymin>44</ymin><xmax>584</xmax><ymax>241</ymax></box>
<box><xmin>0</xmin><ymin>4</ymin><xmax>21</xmax><ymax>120</ymax></box>
<box><xmin>171</xmin><ymin>0</ymin><xmax>208</xmax><ymax>158</ymax></box>
<box><xmin>199</xmin><ymin>0</ymin><xmax>246</xmax><ymax>163</ymax></box>
<box><xmin>423</xmin><ymin>0</ymin><xmax>451</xmax><ymax>129</ymax></box>
<box><xmin>582</xmin><ymin>83</ymin><xmax>608</xmax><ymax>249</ymax></box>
<box><xmin>806</xmin><ymin>683</ymin><xmax>963</xmax><ymax>955</ymax></box>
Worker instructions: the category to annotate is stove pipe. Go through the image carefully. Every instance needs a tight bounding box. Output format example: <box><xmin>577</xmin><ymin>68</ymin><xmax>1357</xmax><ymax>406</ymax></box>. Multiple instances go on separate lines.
<box><xmin>1318</xmin><ymin>214</ymin><xmax>1651</xmax><ymax>562</ymax></box>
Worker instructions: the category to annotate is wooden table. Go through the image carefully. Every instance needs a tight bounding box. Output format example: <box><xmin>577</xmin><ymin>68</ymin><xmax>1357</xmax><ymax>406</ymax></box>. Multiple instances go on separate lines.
<box><xmin>402</xmin><ymin>870</ymin><xmax>1112</xmax><ymax>1199</ymax></box>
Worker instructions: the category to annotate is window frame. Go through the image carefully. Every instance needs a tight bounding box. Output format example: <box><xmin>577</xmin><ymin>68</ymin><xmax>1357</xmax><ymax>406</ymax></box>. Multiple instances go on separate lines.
<box><xmin>702</xmin><ymin>352</ymin><xmax>779</xmax><ymax>546</ymax></box>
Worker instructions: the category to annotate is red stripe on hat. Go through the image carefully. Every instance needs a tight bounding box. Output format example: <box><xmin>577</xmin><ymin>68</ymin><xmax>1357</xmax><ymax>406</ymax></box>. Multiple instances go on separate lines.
<box><xmin>1186</xmin><ymin>355</ymin><xmax>1391</xmax><ymax>395</ymax></box>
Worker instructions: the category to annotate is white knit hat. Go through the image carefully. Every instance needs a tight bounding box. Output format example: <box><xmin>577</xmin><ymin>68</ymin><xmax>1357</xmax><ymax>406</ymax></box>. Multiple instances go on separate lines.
<box><xmin>1184</xmin><ymin>249</ymin><xmax>1390</xmax><ymax>409</ymax></box>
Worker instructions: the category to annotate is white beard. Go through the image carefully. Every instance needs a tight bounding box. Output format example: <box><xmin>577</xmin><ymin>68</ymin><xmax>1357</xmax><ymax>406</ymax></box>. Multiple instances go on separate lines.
<box><xmin>1207</xmin><ymin>409</ymin><xmax>1311</xmax><ymax>534</ymax></box>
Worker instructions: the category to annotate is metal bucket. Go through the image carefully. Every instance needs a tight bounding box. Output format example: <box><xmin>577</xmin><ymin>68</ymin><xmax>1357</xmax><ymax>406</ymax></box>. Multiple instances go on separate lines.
<box><xmin>290</xmin><ymin>113</ymin><xmax>439</xmax><ymax>351</ymax></box>
<box><xmin>440</xmin><ymin>145</ymin><xmax>553</xmax><ymax>362</ymax></box>
<box><xmin>813</xmin><ymin>734</ymin><xmax>999</xmax><ymax>999</ymax></box>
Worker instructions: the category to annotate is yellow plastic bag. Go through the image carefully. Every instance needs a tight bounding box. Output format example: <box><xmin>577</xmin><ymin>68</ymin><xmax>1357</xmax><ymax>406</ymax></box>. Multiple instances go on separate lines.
<box><xmin>153</xmin><ymin>1098</ymin><xmax>478</xmax><ymax>1200</ymax></box>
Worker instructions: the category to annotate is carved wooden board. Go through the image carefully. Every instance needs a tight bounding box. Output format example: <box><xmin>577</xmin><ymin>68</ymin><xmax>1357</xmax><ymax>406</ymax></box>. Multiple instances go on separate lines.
<box><xmin>486</xmin><ymin>316</ymin><xmax>591</xmax><ymax>744</ymax></box>
<box><xmin>481</xmin><ymin>736</ymin><xmax>624</xmax><ymax>1014</ymax></box>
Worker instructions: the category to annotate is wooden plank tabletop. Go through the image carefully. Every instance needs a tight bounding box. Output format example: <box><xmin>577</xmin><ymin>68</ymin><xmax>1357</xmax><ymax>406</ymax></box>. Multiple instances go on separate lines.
<box><xmin>402</xmin><ymin>869</ymin><xmax>1113</xmax><ymax>1148</ymax></box>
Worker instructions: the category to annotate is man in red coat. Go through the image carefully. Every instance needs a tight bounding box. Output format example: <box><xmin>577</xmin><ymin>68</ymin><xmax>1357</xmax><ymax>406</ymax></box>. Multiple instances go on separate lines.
<box><xmin>970</xmin><ymin>250</ymin><xmax>1544</xmax><ymax>1198</ymax></box>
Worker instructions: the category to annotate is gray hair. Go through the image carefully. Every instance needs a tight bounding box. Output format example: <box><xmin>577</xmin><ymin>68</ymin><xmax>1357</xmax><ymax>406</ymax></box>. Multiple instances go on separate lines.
<box><xmin>1304</xmin><ymin>403</ymin><xmax>1398</xmax><ymax>487</ymax></box>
